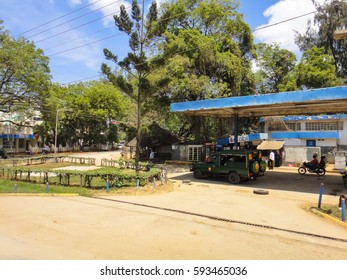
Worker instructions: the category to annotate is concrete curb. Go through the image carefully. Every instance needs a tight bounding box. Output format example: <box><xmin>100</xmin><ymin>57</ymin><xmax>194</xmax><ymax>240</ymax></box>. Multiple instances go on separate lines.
<box><xmin>311</xmin><ymin>207</ymin><xmax>347</xmax><ymax>228</ymax></box>
<box><xmin>0</xmin><ymin>193</ymin><xmax>79</xmax><ymax>197</ymax></box>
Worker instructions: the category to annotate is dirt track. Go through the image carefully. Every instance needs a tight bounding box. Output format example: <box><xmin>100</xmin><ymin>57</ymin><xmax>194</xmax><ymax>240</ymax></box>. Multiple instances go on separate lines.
<box><xmin>0</xmin><ymin>151</ymin><xmax>347</xmax><ymax>260</ymax></box>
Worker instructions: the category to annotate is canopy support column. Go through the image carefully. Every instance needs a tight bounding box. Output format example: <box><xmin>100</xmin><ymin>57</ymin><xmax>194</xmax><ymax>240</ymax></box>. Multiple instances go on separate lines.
<box><xmin>233</xmin><ymin>113</ymin><xmax>239</xmax><ymax>149</ymax></box>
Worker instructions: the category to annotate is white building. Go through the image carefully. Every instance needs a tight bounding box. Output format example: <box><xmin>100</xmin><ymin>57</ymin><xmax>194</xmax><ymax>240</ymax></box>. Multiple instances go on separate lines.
<box><xmin>260</xmin><ymin>114</ymin><xmax>347</xmax><ymax>163</ymax></box>
<box><xmin>0</xmin><ymin>111</ymin><xmax>42</xmax><ymax>153</ymax></box>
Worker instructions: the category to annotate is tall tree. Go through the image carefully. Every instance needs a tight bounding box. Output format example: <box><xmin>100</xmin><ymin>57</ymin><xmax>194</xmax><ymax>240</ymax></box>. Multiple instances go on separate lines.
<box><xmin>255</xmin><ymin>43</ymin><xmax>296</xmax><ymax>93</ymax></box>
<box><xmin>149</xmin><ymin>0</ymin><xmax>257</xmax><ymax>143</ymax></box>
<box><xmin>0</xmin><ymin>21</ymin><xmax>51</xmax><ymax>128</ymax></box>
<box><xmin>294</xmin><ymin>0</ymin><xmax>347</xmax><ymax>77</ymax></box>
<box><xmin>295</xmin><ymin>47</ymin><xmax>338</xmax><ymax>89</ymax></box>
<box><xmin>101</xmin><ymin>0</ymin><xmax>159</xmax><ymax>170</ymax></box>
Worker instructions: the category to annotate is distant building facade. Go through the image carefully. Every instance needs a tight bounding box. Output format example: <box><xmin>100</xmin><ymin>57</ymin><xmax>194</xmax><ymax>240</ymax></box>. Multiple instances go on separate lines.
<box><xmin>260</xmin><ymin>114</ymin><xmax>347</xmax><ymax>154</ymax></box>
<box><xmin>0</xmin><ymin>111</ymin><xmax>42</xmax><ymax>153</ymax></box>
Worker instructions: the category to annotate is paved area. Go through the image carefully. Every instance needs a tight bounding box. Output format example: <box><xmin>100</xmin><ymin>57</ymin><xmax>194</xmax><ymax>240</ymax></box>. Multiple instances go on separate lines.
<box><xmin>0</xmin><ymin>151</ymin><xmax>346</xmax><ymax>259</ymax></box>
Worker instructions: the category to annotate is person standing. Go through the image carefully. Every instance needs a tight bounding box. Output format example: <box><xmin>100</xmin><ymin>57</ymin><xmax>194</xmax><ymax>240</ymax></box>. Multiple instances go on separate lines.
<box><xmin>268</xmin><ymin>150</ymin><xmax>275</xmax><ymax>170</ymax></box>
<box><xmin>149</xmin><ymin>149</ymin><xmax>155</xmax><ymax>163</ymax></box>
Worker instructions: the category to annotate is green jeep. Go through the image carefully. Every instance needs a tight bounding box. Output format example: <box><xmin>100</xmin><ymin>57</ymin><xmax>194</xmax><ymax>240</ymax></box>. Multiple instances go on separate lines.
<box><xmin>190</xmin><ymin>149</ymin><xmax>266</xmax><ymax>184</ymax></box>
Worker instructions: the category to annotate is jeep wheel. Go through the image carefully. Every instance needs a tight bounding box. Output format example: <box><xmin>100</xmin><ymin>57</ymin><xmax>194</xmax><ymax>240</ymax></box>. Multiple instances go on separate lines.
<box><xmin>193</xmin><ymin>169</ymin><xmax>202</xmax><ymax>179</ymax></box>
<box><xmin>228</xmin><ymin>172</ymin><xmax>240</xmax><ymax>184</ymax></box>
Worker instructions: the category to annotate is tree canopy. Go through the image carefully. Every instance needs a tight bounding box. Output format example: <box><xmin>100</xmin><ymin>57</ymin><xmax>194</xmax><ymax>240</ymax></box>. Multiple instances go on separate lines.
<box><xmin>295</xmin><ymin>0</ymin><xmax>347</xmax><ymax>77</ymax></box>
<box><xmin>36</xmin><ymin>81</ymin><xmax>130</xmax><ymax>147</ymax></box>
<box><xmin>0</xmin><ymin>21</ymin><xmax>51</xmax><ymax>113</ymax></box>
<box><xmin>255</xmin><ymin>43</ymin><xmax>296</xmax><ymax>93</ymax></box>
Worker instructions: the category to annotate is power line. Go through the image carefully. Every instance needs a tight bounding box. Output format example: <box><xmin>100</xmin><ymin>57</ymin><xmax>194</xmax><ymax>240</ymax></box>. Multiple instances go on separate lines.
<box><xmin>47</xmin><ymin>32</ymin><xmax>124</xmax><ymax>57</ymax></box>
<box><xmin>252</xmin><ymin>11</ymin><xmax>315</xmax><ymax>32</ymax></box>
<box><xmin>44</xmin><ymin>26</ymin><xmax>112</xmax><ymax>52</ymax></box>
<box><xmin>16</xmin><ymin>0</ymin><xmax>105</xmax><ymax>36</ymax></box>
<box><xmin>26</xmin><ymin>0</ymin><xmax>122</xmax><ymax>39</ymax></box>
<box><xmin>56</xmin><ymin>10</ymin><xmax>317</xmax><ymax>83</ymax></box>
<box><xmin>36</xmin><ymin>11</ymin><xmax>114</xmax><ymax>44</ymax></box>
<box><xmin>35</xmin><ymin>0</ymin><xmax>149</xmax><ymax>46</ymax></box>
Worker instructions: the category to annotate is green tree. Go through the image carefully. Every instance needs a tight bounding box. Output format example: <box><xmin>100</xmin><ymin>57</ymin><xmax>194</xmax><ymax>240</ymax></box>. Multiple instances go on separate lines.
<box><xmin>294</xmin><ymin>0</ymin><xmax>347</xmax><ymax>77</ymax></box>
<box><xmin>0</xmin><ymin>21</ymin><xmax>51</xmax><ymax>129</ymax></box>
<box><xmin>295</xmin><ymin>47</ymin><xmax>338</xmax><ymax>89</ymax></box>
<box><xmin>255</xmin><ymin>43</ymin><xmax>296</xmax><ymax>93</ymax></box>
<box><xmin>102</xmin><ymin>0</ymin><xmax>159</xmax><ymax>170</ymax></box>
<box><xmin>150</xmin><ymin>0</ymin><xmax>256</xmax><ymax>143</ymax></box>
<box><xmin>39</xmin><ymin>82</ymin><xmax>129</xmax><ymax>148</ymax></box>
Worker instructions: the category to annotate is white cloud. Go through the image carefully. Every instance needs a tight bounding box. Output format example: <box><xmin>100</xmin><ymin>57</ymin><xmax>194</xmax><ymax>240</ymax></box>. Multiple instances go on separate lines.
<box><xmin>69</xmin><ymin>0</ymin><xmax>82</xmax><ymax>7</ymax></box>
<box><xmin>88</xmin><ymin>0</ymin><xmax>131</xmax><ymax>27</ymax></box>
<box><xmin>254</xmin><ymin>0</ymin><xmax>325</xmax><ymax>56</ymax></box>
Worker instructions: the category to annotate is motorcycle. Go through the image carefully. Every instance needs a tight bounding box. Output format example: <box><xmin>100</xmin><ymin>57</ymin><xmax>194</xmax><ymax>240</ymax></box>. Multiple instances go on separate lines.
<box><xmin>298</xmin><ymin>161</ymin><xmax>326</xmax><ymax>176</ymax></box>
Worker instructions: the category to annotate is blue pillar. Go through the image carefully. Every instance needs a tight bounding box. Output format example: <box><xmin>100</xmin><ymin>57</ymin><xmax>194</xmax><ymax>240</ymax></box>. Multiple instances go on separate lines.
<box><xmin>14</xmin><ymin>184</ymin><xmax>17</xmax><ymax>193</ymax></box>
<box><xmin>318</xmin><ymin>183</ymin><xmax>324</xmax><ymax>208</ymax></box>
<box><xmin>233</xmin><ymin>113</ymin><xmax>239</xmax><ymax>149</ymax></box>
<box><xmin>45</xmin><ymin>182</ymin><xmax>49</xmax><ymax>193</ymax></box>
<box><xmin>342</xmin><ymin>198</ymin><xmax>346</xmax><ymax>222</ymax></box>
<box><xmin>106</xmin><ymin>181</ymin><xmax>109</xmax><ymax>193</ymax></box>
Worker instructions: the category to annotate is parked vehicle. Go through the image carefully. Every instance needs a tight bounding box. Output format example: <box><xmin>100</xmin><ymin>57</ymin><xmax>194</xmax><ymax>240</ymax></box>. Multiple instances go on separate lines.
<box><xmin>42</xmin><ymin>145</ymin><xmax>50</xmax><ymax>155</ymax></box>
<box><xmin>116</xmin><ymin>143</ymin><xmax>124</xmax><ymax>150</ymax></box>
<box><xmin>81</xmin><ymin>144</ymin><xmax>90</xmax><ymax>152</ymax></box>
<box><xmin>297</xmin><ymin>161</ymin><xmax>326</xmax><ymax>176</ymax></box>
<box><xmin>0</xmin><ymin>147</ymin><xmax>7</xmax><ymax>159</ymax></box>
<box><xmin>190</xmin><ymin>149</ymin><xmax>266</xmax><ymax>184</ymax></box>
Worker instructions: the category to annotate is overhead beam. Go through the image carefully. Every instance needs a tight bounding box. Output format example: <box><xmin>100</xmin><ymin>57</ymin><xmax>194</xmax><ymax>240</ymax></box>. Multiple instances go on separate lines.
<box><xmin>170</xmin><ymin>86</ymin><xmax>347</xmax><ymax>118</ymax></box>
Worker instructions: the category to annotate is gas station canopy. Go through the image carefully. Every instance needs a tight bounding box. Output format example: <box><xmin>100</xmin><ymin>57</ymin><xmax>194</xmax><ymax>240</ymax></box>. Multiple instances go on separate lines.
<box><xmin>170</xmin><ymin>86</ymin><xmax>347</xmax><ymax>118</ymax></box>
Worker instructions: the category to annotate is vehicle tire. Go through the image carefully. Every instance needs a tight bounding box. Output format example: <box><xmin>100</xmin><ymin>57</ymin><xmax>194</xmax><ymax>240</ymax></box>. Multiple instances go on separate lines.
<box><xmin>251</xmin><ymin>161</ymin><xmax>260</xmax><ymax>173</ymax></box>
<box><xmin>228</xmin><ymin>172</ymin><xmax>240</xmax><ymax>184</ymax></box>
<box><xmin>298</xmin><ymin>167</ymin><xmax>306</xmax><ymax>175</ymax></box>
<box><xmin>317</xmin><ymin>168</ymin><xmax>325</xmax><ymax>176</ymax></box>
<box><xmin>253</xmin><ymin>189</ymin><xmax>269</xmax><ymax>195</ymax></box>
<box><xmin>193</xmin><ymin>169</ymin><xmax>202</xmax><ymax>179</ymax></box>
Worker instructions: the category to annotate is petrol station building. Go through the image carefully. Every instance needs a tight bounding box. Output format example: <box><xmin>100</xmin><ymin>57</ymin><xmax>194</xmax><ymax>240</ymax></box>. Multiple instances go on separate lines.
<box><xmin>170</xmin><ymin>86</ymin><xmax>347</xmax><ymax>164</ymax></box>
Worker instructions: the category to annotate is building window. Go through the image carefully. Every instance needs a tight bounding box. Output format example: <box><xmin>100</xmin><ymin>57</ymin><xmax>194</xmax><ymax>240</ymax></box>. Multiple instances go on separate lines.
<box><xmin>269</xmin><ymin>122</ymin><xmax>300</xmax><ymax>131</ymax></box>
<box><xmin>285</xmin><ymin>122</ymin><xmax>301</xmax><ymax>131</ymax></box>
<box><xmin>306</xmin><ymin>140</ymin><xmax>316</xmax><ymax>147</ymax></box>
<box><xmin>305</xmin><ymin>122</ymin><xmax>343</xmax><ymax>131</ymax></box>
<box><xmin>19</xmin><ymin>139</ymin><xmax>25</xmax><ymax>148</ymax></box>
<box><xmin>188</xmin><ymin>145</ymin><xmax>202</xmax><ymax>162</ymax></box>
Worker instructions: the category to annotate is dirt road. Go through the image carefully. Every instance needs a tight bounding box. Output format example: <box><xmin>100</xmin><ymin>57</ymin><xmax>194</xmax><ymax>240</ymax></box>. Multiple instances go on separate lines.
<box><xmin>0</xmin><ymin>152</ymin><xmax>346</xmax><ymax>259</ymax></box>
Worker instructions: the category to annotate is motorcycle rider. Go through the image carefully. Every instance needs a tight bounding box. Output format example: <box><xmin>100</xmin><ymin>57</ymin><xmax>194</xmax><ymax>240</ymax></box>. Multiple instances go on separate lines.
<box><xmin>318</xmin><ymin>155</ymin><xmax>326</xmax><ymax>168</ymax></box>
<box><xmin>308</xmin><ymin>154</ymin><xmax>319</xmax><ymax>169</ymax></box>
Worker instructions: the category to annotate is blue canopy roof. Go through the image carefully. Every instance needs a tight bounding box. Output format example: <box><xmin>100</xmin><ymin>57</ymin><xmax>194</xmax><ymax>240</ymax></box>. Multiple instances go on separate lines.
<box><xmin>170</xmin><ymin>86</ymin><xmax>347</xmax><ymax>118</ymax></box>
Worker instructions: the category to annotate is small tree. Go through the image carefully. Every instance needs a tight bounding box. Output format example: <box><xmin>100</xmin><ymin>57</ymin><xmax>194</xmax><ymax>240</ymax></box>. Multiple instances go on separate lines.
<box><xmin>102</xmin><ymin>0</ymin><xmax>159</xmax><ymax>171</ymax></box>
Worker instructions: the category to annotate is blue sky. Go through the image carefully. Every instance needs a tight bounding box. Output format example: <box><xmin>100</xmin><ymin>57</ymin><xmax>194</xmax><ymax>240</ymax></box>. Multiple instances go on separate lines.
<box><xmin>0</xmin><ymin>0</ymin><xmax>324</xmax><ymax>84</ymax></box>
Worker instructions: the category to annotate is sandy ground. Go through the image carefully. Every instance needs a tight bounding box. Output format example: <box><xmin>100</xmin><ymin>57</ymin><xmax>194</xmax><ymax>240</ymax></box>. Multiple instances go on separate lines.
<box><xmin>0</xmin><ymin>151</ymin><xmax>347</xmax><ymax>260</ymax></box>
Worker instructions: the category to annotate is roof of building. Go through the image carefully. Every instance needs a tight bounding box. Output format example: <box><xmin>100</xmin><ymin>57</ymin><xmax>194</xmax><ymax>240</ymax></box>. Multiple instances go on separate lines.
<box><xmin>170</xmin><ymin>86</ymin><xmax>347</xmax><ymax>118</ymax></box>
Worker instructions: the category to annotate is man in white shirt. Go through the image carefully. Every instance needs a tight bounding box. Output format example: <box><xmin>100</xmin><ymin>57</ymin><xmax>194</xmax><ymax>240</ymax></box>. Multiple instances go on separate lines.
<box><xmin>268</xmin><ymin>150</ymin><xmax>275</xmax><ymax>170</ymax></box>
